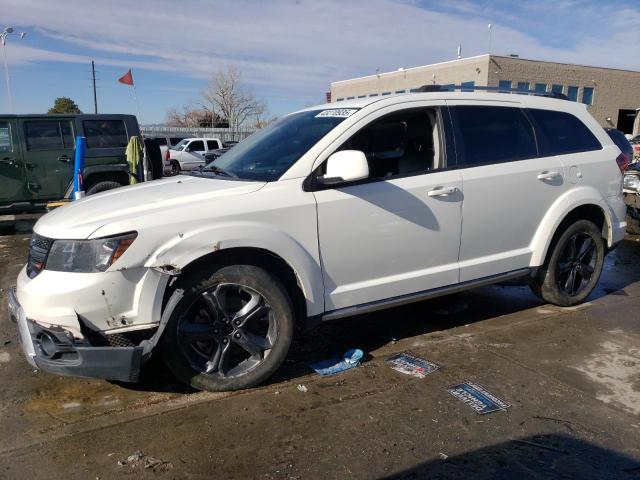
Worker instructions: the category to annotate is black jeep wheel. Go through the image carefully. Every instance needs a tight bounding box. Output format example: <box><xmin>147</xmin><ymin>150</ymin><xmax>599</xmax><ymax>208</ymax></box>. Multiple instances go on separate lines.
<box><xmin>86</xmin><ymin>180</ymin><xmax>123</xmax><ymax>195</ymax></box>
<box><xmin>530</xmin><ymin>219</ymin><xmax>605</xmax><ymax>306</ymax></box>
<box><xmin>161</xmin><ymin>265</ymin><xmax>294</xmax><ymax>392</ymax></box>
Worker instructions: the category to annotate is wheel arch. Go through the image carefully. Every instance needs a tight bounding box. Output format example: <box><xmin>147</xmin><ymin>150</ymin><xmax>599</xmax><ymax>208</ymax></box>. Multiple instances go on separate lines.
<box><xmin>530</xmin><ymin>188</ymin><xmax>613</xmax><ymax>267</ymax></box>
<box><xmin>148</xmin><ymin>225</ymin><xmax>324</xmax><ymax>321</ymax></box>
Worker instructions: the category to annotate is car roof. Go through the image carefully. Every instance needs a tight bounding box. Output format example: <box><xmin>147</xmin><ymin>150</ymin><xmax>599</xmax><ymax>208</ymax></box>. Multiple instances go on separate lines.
<box><xmin>298</xmin><ymin>91</ymin><xmax>582</xmax><ymax>113</ymax></box>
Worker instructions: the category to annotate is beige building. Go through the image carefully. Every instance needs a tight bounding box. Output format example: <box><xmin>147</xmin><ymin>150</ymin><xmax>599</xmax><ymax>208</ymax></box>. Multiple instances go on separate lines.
<box><xmin>330</xmin><ymin>54</ymin><xmax>640</xmax><ymax>134</ymax></box>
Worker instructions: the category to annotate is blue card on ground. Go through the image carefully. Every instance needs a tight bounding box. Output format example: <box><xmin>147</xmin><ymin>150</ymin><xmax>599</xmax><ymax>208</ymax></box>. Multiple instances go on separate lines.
<box><xmin>310</xmin><ymin>349</ymin><xmax>364</xmax><ymax>376</ymax></box>
<box><xmin>387</xmin><ymin>353</ymin><xmax>440</xmax><ymax>378</ymax></box>
<box><xmin>447</xmin><ymin>381</ymin><xmax>510</xmax><ymax>414</ymax></box>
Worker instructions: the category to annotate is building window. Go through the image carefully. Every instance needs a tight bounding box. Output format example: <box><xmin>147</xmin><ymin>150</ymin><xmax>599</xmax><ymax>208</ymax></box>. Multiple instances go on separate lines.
<box><xmin>382</xmin><ymin>91</ymin><xmax>391</xmax><ymax>96</ymax></box>
<box><xmin>461</xmin><ymin>81</ymin><xmax>475</xmax><ymax>92</ymax></box>
<box><xmin>346</xmin><ymin>96</ymin><xmax>355</xmax><ymax>100</ymax></box>
<box><xmin>516</xmin><ymin>81</ymin><xmax>530</xmax><ymax>94</ymax></box>
<box><xmin>582</xmin><ymin>87</ymin><xmax>594</xmax><ymax>105</ymax></box>
<box><xmin>369</xmin><ymin>93</ymin><xmax>378</xmax><ymax>97</ymax></box>
<box><xmin>551</xmin><ymin>84</ymin><xmax>563</xmax><ymax>94</ymax></box>
<box><xmin>498</xmin><ymin>80</ymin><xmax>512</xmax><ymax>92</ymax></box>
<box><xmin>358</xmin><ymin>95</ymin><xmax>366</xmax><ymax>98</ymax></box>
<box><xmin>534</xmin><ymin>83</ymin><xmax>547</xmax><ymax>93</ymax></box>
<box><xmin>395</xmin><ymin>90</ymin><xmax>406</xmax><ymax>94</ymax></box>
<box><xmin>336</xmin><ymin>98</ymin><xmax>344</xmax><ymax>102</ymax></box>
<box><xmin>567</xmin><ymin>86</ymin><xmax>579</xmax><ymax>101</ymax></box>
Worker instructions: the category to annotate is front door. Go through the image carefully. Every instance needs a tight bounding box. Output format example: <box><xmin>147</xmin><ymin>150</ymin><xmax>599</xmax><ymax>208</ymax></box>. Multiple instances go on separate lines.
<box><xmin>448</xmin><ymin>103</ymin><xmax>567</xmax><ymax>281</ymax></box>
<box><xmin>19</xmin><ymin>118</ymin><xmax>75</xmax><ymax>200</ymax></box>
<box><xmin>0</xmin><ymin>118</ymin><xmax>26</xmax><ymax>205</ymax></box>
<box><xmin>181</xmin><ymin>139</ymin><xmax>207</xmax><ymax>170</ymax></box>
<box><xmin>313</xmin><ymin>106</ymin><xmax>462</xmax><ymax>311</ymax></box>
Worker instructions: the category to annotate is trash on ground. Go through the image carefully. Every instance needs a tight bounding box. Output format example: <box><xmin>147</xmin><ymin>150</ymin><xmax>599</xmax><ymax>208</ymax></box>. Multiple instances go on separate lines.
<box><xmin>296</xmin><ymin>384</ymin><xmax>308</xmax><ymax>392</ymax></box>
<box><xmin>387</xmin><ymin>353</ymin><xmax>440</xmax><ymax>378</ymax></box>
<box><xmin>310</xmin><ymin>348</ymin><xmax>364</xmax><ymax>376</ymax></box>
<box><xmin>117</xmin><ymin>450</ymin><xmax>173</xmax><ymax>471</ymax></box>
<box><xmin>438</xmin><ymin>452</ymin><xmax>449</xmax><ymax>461</ymax></box>
<box><xmin>447</xmin><ymin>381</ymin><xmax>510</xmax><ymax>414</ymax></box>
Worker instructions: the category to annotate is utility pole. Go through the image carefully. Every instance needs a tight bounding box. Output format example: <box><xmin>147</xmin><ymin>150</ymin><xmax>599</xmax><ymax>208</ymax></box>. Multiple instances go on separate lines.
<box><xmin>1</xmin><ymin>27</ymin><xmax>26</xmax><ymax>113</ymax></box>
<box><xmin>91</xmin><ymin>60</ymin><xmax>98</xmax><ymax>114</ymax></box>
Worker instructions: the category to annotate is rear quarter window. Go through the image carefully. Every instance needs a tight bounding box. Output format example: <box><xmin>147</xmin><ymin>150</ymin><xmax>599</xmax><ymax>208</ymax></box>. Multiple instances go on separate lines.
<box><xmin>528</xmin><ymin>109</ymin><xmax>601</xmax><ymax>156</ymax></box>
<box><xmin>83</xmin><ymin>120</ymin><xmax>128</xmax><ymax>148</ymax></box>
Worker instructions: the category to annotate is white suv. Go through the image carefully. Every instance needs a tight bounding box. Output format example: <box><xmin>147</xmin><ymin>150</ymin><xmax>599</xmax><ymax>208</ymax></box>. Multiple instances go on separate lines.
<box><xmin>167</xmin><ymin>137</ymin><xmax>222</xmax><ymax>174</ymax></box>
<box><xmin>8</xmin><ymin>91</ymin><xmax>627</xmax><ymax>392</ymax></box>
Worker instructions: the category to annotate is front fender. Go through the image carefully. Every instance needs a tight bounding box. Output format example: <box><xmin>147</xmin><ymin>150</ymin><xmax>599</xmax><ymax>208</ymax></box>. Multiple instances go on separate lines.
<box><xmin>145</xmin><ymin>221</ymin><xmax>324</xmax><ymax>316</ymax></box>
<box><xmin>529</xmin><ymin>186</ymin><xmax>620</xmax><ymax>266</ymax></box>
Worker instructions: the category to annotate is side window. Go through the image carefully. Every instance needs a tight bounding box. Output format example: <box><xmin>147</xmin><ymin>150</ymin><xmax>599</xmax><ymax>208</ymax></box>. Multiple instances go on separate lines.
<box><xmin>83</xmin><ymin>120</ymin><xmax>128</xmax><ymax>148</ymax></box>
<box><xmin>453</xmin><ymin>106</ymin><xmax>537</xmax><ymax>167</ymax></box>
<box><xmin>0</xmin><ymin>121</ymin><xmax>12</xmax><ymax>153</ymax></box>
<box><xmin>60</xmin><ymin>121</ymin><xmax>75</xmax><ymax>148</ymax></box>
<box><xmin>528</xmin><ymin>109</ymin><xmax>601</xmax><ymax>155</ymax></box>
<box><xmin>206</xmin><ymin>140</ymin><xmax>219</xmax><ymax>150</ymax></box>
<box><xmin>189</xmin><ymin>140</ymin><xmax>205</xmax><ymax>151</ymax></box>
<box><xmin>337</xmin><ymin>108</ymin><xmax>441</xmax><ymax>180</ymax></box>
<box><xmin>25</xmin><ymin>121</ymin><xmax>67</xmax><ymax>150</ymax></box>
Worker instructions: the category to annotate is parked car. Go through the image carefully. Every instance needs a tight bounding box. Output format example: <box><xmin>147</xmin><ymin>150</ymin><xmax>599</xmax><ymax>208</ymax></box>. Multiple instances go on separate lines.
<box><xmin>623</xmin><ymin>162</ymin><xmax>640</xmax><ymax>234</ymax></box>
<box><xmin>167</xmin><ymin>137</ymin><xmax>222</xmax><ymax>174</ymax></box>
<box><xmin>0</xmin><ymin>114</ymin><xmax>140</xmax><ymax>214</ymax></box>
<box><xmin>605</xmin><ymin>128</ymin><xmax>633</xmax><ymax>169</ymax></box>
<box><xmin>145</xmin><ymin>135</ymin><xmax>186</xmax><ymax>175</ymax></box>
<box><xmin>203</xmin><ymin>147</ymin><xmax>230</xmax><ymax>164</ymax></box>
<box><xmin>9</xmin><ymin>91</ymin><xmax>626</xmax><ymax>392</ymax></box>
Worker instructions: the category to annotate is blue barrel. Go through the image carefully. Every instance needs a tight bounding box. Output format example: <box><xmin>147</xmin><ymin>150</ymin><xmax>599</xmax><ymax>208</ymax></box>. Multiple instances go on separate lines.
<box><xmin>73</xmin><ymin>136</ymin><xmax>86</xmax><ymax>200</ymax></box>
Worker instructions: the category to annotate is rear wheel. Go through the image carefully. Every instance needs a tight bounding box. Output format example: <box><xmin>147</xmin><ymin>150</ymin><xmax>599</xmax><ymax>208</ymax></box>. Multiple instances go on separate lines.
<box><xmin>86</xmin><ymin>180</ymin><xmax>123</xmax><ymax>195</ymax></box>
<box><xmin>170</xmin><ymin>160</ymin><xmax>180</xmax><ymax>176</ymax></box>
<box><xmin>161</xmin><ymin>265</ymin><xmax>294</xmax><ymax>391</ymax></box>
<box><xmin>530</xmin><ymin>220</ymin><xmax>605</xmax><ymax>306</ymax></box>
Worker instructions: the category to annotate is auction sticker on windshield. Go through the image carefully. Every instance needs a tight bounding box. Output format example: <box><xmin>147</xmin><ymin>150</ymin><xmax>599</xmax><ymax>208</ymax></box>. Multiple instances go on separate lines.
<box><xmin>315</xmin><ymin>109</ymin><xmax>358</xmax><ymax>118</ymax></box>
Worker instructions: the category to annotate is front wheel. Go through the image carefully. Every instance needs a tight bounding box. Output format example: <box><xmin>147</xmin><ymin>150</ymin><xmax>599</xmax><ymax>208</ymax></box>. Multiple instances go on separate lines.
<box><xmin>161</xmin><ymin>265</ymin><xmax>295</xmax><ymax>392</ymax></box>
<box><xmin>530</xmin><ymin>220</ymin><xmax>605</xmax><ymax>306</ymax></box>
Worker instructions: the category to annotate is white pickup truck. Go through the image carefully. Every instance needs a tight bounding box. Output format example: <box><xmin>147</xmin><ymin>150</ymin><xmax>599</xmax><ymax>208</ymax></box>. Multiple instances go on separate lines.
<box><xmin>166</xmin><ymin>138</ymin><xmax>222</xmax><ymax>174</ymax></box>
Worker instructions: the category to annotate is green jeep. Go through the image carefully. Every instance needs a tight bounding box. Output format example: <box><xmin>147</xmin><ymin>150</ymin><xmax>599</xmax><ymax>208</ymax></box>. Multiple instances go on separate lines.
<box><xmin>0</xmin><ymin>114</ymin><xmax>140</xmax><ymax>214</ymax></box>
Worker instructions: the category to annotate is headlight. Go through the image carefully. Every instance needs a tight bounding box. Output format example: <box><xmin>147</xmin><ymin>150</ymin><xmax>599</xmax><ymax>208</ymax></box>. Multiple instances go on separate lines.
<box><xmin>45</xmin><ymin>232</ymin><xmax>137</xmax><ymax>273</ymax></box>
<box><xmin>623</xmin><ymin>174</ymin><xmax>640</xmax><ymax>191</ymax></box>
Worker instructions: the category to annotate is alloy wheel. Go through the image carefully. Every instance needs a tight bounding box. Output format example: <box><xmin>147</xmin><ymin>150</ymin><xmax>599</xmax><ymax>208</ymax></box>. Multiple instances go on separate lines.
<box><xmin>177</xmin><ymin>283</ymin><xmax>276</xmax><ymax>378</ymax></box>
<box><xmin>556</xmin><ymin>232</ymin><xmax>597</xmax><ymax>296</ymax></box>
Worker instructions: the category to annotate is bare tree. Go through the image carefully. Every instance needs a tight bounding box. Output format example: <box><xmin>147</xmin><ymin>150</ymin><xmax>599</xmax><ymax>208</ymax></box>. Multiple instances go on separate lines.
<box><xmin>165</xmin><ymin>105</ymin><xmax>227</xmax><ymax>128</ymax></box>
<box><xmin>201</xmin><ymin>65</ymin><xmax>267</xmax><ymax>140</ymax></box>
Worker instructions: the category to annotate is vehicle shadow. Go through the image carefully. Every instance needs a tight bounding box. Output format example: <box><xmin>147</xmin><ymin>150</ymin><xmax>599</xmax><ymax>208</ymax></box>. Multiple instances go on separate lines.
<box><xmin>129</xmin><ymin>236</ymin><xmax>640</xmax><ymax>393</ymax></box>
<box><xmin>378</xmin><ymin>434</ymin><xmax>640</xmax><ymax>480</ymax></box>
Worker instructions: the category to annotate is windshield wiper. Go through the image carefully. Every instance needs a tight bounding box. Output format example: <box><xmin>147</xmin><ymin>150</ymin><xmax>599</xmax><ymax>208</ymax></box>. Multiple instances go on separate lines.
<box><xmin>201</xmin><ymin>165</ymin><xmax>238</xmax><ymax>179</ymax></box>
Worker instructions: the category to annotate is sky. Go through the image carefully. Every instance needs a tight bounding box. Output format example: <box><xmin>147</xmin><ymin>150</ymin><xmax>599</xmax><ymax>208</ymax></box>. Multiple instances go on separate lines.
<box><xmin>1</xmin><ymin>0</ymin><xmax>639</xmax><ymax>124</ymax></box>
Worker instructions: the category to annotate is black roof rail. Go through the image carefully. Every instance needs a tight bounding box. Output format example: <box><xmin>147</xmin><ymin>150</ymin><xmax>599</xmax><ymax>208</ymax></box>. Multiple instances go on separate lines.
<box><xmin>415</xmin><ymin>84</ymin><xmax>569</xmax><ymax>100</ymax></box>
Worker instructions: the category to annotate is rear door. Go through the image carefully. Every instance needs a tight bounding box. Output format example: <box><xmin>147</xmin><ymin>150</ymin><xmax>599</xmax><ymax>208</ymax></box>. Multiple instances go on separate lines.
<box><xmin>448</xmin><ymin>102</ymin><xmax>566</xmax><ymax>281</ymax></box>
<box><xmin>19</xmin><ymin>117</ymin><xmax>75</xmax><ymax>200</ymax></box>
<box><xmin>206</xmin><ymin>139</ymin><xmax>220</xmax><ymax>151</ymax></box>
<box><xmin>0</xmin><ymin>117</ymin><xmax>27</xmax><ymax>204</ymax></box>
<box><xmin>181</xmin><ymin>139</ymin><xmax>206</xmax><ymax>170</ymax></box>
<box><xmin>78</xmin><ymin>115</ymin><xmax>132</xmax><ymax>172</ymax></box>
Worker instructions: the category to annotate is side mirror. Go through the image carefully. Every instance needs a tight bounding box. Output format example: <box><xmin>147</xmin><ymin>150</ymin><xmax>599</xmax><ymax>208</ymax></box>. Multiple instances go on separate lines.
<box><xmin>318</xmin><ymin>150</ymin><xmax>369</xmax><ymax>186</ymax></box>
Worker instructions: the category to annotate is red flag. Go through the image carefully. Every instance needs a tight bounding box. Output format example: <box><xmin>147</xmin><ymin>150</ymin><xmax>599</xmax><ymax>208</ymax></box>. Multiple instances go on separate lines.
<box><xmin>118</xmin><ymin>69</ymin><xmax>134</xmax><ymax>86</ymax></box>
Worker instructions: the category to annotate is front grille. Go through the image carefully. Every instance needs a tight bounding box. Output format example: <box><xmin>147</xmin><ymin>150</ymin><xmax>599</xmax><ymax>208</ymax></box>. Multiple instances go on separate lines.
<box><xmin>26</xmin><ymin>233</ymin><xmax>53</xmax><ymax>278</ymax></box>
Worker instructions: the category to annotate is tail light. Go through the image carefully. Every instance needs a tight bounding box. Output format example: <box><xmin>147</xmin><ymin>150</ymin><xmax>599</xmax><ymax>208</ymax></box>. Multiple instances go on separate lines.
<box><xmin>165</xmin><ymin>149</ymin><xmax>170</xmax><ymax>161</ymax></box>
<box><xmin>616</xmin><ymin>152</ymin><xmax>629</xmax><ymax>172</ymax></box>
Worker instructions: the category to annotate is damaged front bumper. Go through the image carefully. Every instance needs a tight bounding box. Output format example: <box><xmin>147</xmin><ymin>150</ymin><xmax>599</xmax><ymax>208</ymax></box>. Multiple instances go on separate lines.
<box><xmin>7</xmin><ymin>287</ymin><xmax>143</xmax><ymax>382</ymax></box>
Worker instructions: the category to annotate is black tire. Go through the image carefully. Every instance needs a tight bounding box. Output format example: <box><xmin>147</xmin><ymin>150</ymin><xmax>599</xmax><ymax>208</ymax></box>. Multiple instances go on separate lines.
<box><xmin>161</xmin><ymin>265</ymin><xmax>294</xmax><ymax>391</ymax></box>
<box><xmin>86</xmin><ymin>180</ymin><xmax>123</xmax><ymax>195</ymax></box>
<box><xmin>170</xmin><ymin>160</ymin><xmax>180</xmax><ymax>176</ymax></box>
<box><xmin>530</xmin><ymin>219</ymin><xmax>605</xmax><ymax>306</ymax></box>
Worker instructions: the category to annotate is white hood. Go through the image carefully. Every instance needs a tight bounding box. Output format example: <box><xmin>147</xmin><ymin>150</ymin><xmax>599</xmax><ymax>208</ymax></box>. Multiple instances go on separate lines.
<box><xmin>34</xmin><ymin>175</ymin><xmax>265</xmax><ymax>239</ymax></box>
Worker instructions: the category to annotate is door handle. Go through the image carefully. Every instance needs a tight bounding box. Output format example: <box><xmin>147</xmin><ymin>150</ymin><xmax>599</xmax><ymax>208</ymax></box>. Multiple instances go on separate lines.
<box><xmin>58</xmin><ymin>155</ymin><xmax>72</xmax><ymax>164</ymax></box>
<box><xmin>427</xmin><ymin>186</ymin><xmax>458</xmax><ymax>197</ymax></box>
<box><xmin>537</xmin><ymin>170</ymin><xmax>560</xmax><ymax>180</ymax></box>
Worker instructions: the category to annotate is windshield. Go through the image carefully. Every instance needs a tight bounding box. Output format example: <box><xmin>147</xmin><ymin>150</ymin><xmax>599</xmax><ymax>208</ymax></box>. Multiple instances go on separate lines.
<box><xmin>201</xmin><ymin>109</ymin><xmax>357</xmax><ymax>181</ymax></box>
<box><xmin>172</xmin><ymin>139</ymin><xmax>189</xmax><ymax>151</ymax></box>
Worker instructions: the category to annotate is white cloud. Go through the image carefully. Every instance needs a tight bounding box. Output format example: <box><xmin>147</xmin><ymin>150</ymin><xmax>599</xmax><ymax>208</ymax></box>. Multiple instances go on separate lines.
<box><xmin>2</xmin><ymin>0</ymin><xmax>639</xmax><ymax>101</ymax></box>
